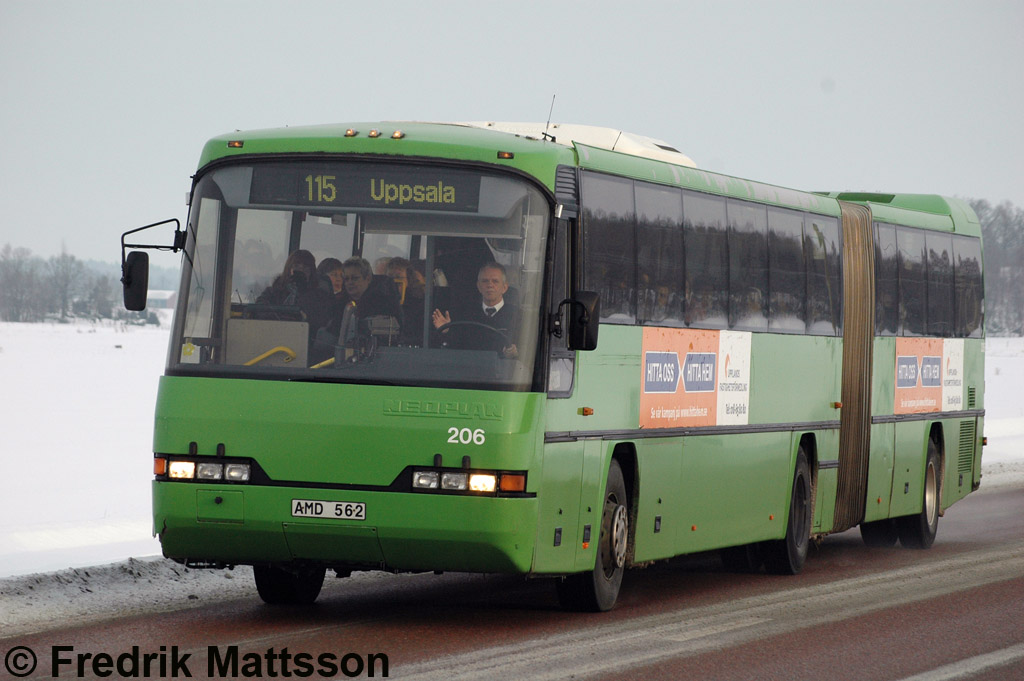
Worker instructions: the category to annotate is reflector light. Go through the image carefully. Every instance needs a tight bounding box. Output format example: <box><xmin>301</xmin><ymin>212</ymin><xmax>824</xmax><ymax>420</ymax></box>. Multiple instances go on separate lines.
<box><xmin>168</xmin><ymin>461</ymin><xmax>196</xmax><ymax>479</ymax></box>
<box><xmin>497</xmin><ymin>151</ymin><xmax>514</xmax><ymax>159</ymax></box>
<box><xmin>227</xmin><ymin>140</ymin><xmax>244</xmax><ymax>148</ymax></box>
<box><xmin>499</xmin><ymin>473</ymin><xmax>526</xmax><ymax>492</ymax></box>
<box><xmin>154</xmin><ymin>458</ymin><xmax>167</xmax><ymax>476</ymax></box>
<box><xmin>469</xmin><ymin>474</ymin><xmax>496</xmax><ymax>493</ymax></box>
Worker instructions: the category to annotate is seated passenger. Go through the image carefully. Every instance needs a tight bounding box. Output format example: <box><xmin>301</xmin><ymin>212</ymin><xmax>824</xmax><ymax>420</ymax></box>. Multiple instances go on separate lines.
<box><xmin>317</xmin><ymin>257</ymin><xmax>345</xmax><ymax>298</ymax></box>
<box><xmin>431</xmin><ymin>262</ymin><xmax>518</xmax><ymax>356</ymax></box>
<box><xmin>256</xmin><ymin>249</ymin><xmax>333</xmax><ymax>334</ymax></box>
<box><xmin>387</xmin><ymin>257</ymin><xmax>427</xmax><ymax>346</ymax></box>
<box><xmin>324</xmin><ymin>257</ymin><xmax>403</xmax><ymax>349</ymax></box>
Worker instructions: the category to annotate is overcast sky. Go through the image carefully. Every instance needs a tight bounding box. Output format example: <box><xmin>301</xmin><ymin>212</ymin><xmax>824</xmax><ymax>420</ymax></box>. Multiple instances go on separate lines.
<box><xmin>2</xmin><ymin>0</ymin><xmax>1021</xmax><ymax>268</ymax></box>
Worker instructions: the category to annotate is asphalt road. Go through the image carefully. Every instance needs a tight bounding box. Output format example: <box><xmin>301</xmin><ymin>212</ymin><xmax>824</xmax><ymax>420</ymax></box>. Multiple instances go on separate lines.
<box><xmin>4</xmin><ymin>485</ymin><xmax>1022</xmax><ymax>681</ymax></box>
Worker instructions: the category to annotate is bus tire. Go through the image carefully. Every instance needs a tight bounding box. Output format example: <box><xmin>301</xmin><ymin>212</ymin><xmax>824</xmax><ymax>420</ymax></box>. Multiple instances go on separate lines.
<box><xmin>763</xmin><ymin>448</ymin><xmax>811</xmax><ymax>575</ymax></box>
<box><xmin>896</xmin><ymin>439</ymin><xmax>940</xmax><ymax>549</ymax></box>
<box><xmin>254</xmin><ymin>565</ymin><xmax>326</xmax><ymax>605</ymax></box>
<box><xmin>556</xmin><ymin>459</ymin><xmax>628</xmax><ymax>611</ymax></box>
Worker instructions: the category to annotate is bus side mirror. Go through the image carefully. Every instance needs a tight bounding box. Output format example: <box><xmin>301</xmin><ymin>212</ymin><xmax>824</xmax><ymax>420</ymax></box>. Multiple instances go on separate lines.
<box><xmin>565</xmin><ymin>291</ymin><xmax>600</xmax><ymax>351</ymax></box>
<box><xmin>122</xmin><ymin>251</ymin><xmax>150</xmax><ymax>311</ymax></box>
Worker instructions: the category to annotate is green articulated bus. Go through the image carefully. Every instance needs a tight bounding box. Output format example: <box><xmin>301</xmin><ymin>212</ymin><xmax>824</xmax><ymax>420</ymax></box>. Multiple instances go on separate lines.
<box><xmin>121</xmin><ymin>121</ymin><xmax>985</xmax><ymax>611</ymax></box>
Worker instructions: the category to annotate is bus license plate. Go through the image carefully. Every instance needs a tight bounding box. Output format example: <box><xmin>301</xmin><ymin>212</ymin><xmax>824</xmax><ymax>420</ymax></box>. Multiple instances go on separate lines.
<box><xmin>291</xmin><ymin>499</ymin><xmax>366</xmax><ymax>520</ymax></box>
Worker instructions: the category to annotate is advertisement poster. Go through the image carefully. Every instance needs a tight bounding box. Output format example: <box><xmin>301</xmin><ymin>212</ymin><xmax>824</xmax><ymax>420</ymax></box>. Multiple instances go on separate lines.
<box><xmin>640</xmin><ymin>328</ymin><xmax>751</xmax><ymax>429</ymax></box>
<box><xmin>894</xmin><ymin>337</ymin><xmax>964</xmax><ymax>414</ymax></box>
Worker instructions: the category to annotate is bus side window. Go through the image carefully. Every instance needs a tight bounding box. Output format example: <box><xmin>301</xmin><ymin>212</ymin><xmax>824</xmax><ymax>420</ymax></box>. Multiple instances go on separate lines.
<box><xmin>727</xmin><ymin>199</ymin><xmax>768</xmax><ymax>332</ymax></box>
<box><xmin>897</xmin><ymin>227</ymin><xmax>927</xmax><ymax>337</ymax></box>
<box><xmin>806</xmin><ymin>217</ymin><xmax>843</xmax><ymax>336</ymax></box>
<box><xmin>874</xmin><ymin>223</ymin><xmax>899</xmax><ymax>336</ymax></box>
<box><xmin>682</xmin><ymin>192</ymin><xmax>728</xmax><ymax>328</ymax></box>
<box><xmin>582</xmin><ymin>173</ymin><xmax>637</xmax><ymax>324</ymax></box>
<box><xmin>926</xmin><ymin>232</ymin><xmax>954</xmax><ymax>336</ymax></box>
<box><xmin>636</xmin><ymin>182</ymin><xmax>684</xmax><ymax>325</ymax></box>
<box><xmin>767</xmin><ymin>208</ymin><xmax>806</xmax><ymax>333</ymax></box>
<box><xmin>953</xmin><ymin>235</ymin><xmax>984</xmax><ymax>338</ymax></box>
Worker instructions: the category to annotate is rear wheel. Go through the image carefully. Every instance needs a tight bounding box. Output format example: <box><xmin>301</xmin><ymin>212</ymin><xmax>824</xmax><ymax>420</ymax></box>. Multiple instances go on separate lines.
<box><xmin>763</xmin><ymin>448</ymin><xmax>811</xmax><ymax>575</ymax></box>
<box><xmin>254</xmin><ymin>565</ymin><xmax>326</xmax><ymax>605</ymax></box>
<box><xmin>557</xmin><ymin>459</ymin><xmax>628</xmax><ymax>611</ymax></box>
<box><xmin>896</xmin><ymin>439</ymin><xmax>940</xmax><ymax>549</ymax></box>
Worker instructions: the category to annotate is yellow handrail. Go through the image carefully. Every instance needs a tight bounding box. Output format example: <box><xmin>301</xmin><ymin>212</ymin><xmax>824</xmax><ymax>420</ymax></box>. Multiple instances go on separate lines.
<box><xmin>243</xmin><ymin>346</ymin><xmax>297</xmax><ymax>366</ymax></box>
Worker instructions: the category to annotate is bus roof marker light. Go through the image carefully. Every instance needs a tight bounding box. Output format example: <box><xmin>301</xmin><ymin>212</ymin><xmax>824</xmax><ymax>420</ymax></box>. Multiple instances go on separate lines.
<box><xmin>391</xmin><ymin>130</ymin><xmax>405</xmax><ymax>139</ymax></box>
<box><xmin>497</xmin><ymin>151</ymin><xmax>514</xmax><ymax>159</ymax></box>
<box><xmin>368</xmin><ymin>129</ymin><xmax>381</xmax><ymax>138</ymax></box>
<box><xmin>227</xmin><ymin>140</ymin><xmax>244</xmax><ymax>148</ymax></box>
<box><xmin>344</xmin><ymin>128</ymin><xmax>358</xmax><ymax>137</ymax></box>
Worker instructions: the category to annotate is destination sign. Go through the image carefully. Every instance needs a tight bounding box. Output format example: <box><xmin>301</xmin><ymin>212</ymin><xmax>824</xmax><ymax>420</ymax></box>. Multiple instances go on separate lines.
<box><xmin>249</xmin><ymin>164</ymin><xmax>482</xmax><ymax>212</ymax></box>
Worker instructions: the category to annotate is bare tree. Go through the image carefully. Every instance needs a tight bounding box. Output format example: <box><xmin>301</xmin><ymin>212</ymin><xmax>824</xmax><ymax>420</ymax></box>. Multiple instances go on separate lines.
<box><xmin>0</xmin><ymin>244</ymin><xmax>45</xmax><ymax>322</ymax></box>
<box><xmin>47</xmin><ymin>243</ymin><xmax>85</xmax><ymax>320</ymax></box>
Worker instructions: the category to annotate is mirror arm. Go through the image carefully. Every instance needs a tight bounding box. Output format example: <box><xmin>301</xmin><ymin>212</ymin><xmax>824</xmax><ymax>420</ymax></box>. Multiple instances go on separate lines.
<box><xmin>120</xmin><ymin>218</ymin><xmax>183</xmax><ymax>285</ymax></box>
<box><xmin>551</xmin><ymin>298</ymin><xmax>591</xmax><ymax>339</ymax></box>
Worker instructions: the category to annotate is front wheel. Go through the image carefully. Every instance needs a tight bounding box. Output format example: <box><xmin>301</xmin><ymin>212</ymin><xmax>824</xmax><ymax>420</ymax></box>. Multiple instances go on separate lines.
<box><xmin>896</xmin><ymin>439</ymin><xmax>941</xmax><ymax>549</ymax></box>
<box><xmin>254</xmin><ymin>565</ymin><xmax>326</xmax><ymax>605</ymax></box>
<box><xmin>763</xmin><ymin>448</ymin><xmax>812</xmax><ymax>575</ymax></box>
<box><xmin>557</xmin><ymin>459</ymin><xmax>629</xmax><ymax>611</ymax></box>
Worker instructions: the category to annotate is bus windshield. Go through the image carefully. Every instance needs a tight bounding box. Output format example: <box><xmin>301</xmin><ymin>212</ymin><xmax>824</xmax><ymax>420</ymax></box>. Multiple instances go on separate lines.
<box><xmin>170</xmin><ymin>160</ymin><xmax>550</xmax><ymax>391</ymax></box>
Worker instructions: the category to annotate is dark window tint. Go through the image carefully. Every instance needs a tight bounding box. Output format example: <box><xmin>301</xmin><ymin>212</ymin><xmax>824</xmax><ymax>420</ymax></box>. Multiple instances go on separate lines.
<box><xmin>874</xmin><ymin>223</ymin><xmax>899</xmax><ymax>336</ymax></box>
<box><xmin>897</xmin><ymin>228</ymin><xmax>927</xmax><ymax>336</ymax></box>
<box><xmin>582</xmin><ymin>174</ymin><xmax>636</xmax><ymax>323</ymax></box>
<box><xmin>768</xmin><ymin>208</ymin><xmax>806</xmax><ymax>333</ymax></box>
<box><xmin>953</xmin><ymin>235</ymin><xmax>984</xmax><ymax>338</ymax></box>
<box><xmin>682</xmin><ymin>192</ymin><xmax>728</xmax><ymax>328</ymax></box>
<box><xmin>926</xmin><ymin>233</ymin><xmax>954</xmax><ymax>336</ymax></box>
<box><xmin>636</xmin><ymin>182</ymin><xmax>684</xmax><ymax>325</ymax></box>
<box><xmin>727</xmin><ymin>200</ymin><xmax>769</xmax><ymax>331</ymax></box>
<box><xmin>806</xmin><ymin>217</ymin><xmax>843</xmax><ymax>335</ymax></box>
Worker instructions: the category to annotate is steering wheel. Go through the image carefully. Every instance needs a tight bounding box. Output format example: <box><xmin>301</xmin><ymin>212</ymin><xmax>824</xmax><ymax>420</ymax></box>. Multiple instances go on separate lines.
<box><xmin>436</xmin><ymin>321</ymin><xmax>510</xmax><ymax>350</ymax></box>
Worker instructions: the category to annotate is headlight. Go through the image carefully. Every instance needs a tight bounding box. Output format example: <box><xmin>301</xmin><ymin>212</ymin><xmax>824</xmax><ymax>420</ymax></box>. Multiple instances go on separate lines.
<box><xmin>168</xmin><ymin>461</ymin><xmax>196</xmax><ymax>479</ymax></box>
<box><xmin>412</xmin><ymin>471</ymin><xmax>439</xmax><ymax>489</ymax></box>
<box><xmin>441</xmin><ymin>472</ymin><xmax>468</xmax><ymax>490</ymax></box>
<box><xmin>196</xmin><ymin>463</ymin><xmax>223</xmax><ymax>480</ymax></box>
<box><xmin>224</xmin><ymin>463</ymin><xmax>250</xmax><ymax>481</ymax></box>
<box><xmin>469</xmin><ymin>474</ymin><xmax>496</xmax><ymax>493</ymax></box>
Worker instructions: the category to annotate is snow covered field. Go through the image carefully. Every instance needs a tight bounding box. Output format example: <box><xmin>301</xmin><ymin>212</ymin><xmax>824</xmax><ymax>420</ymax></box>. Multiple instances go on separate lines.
<box><xmin>1</xmin><ymin>321</ymin><xmax>1022</xmax><ymax>635</ymax></box>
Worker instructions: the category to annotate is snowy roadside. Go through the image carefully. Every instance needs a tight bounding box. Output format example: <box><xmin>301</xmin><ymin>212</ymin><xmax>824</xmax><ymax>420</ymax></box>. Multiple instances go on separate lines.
<box><xmin>3</xmin><ymin>458</ymin><xmax>1021</xmax><ymax>640</ymax></box>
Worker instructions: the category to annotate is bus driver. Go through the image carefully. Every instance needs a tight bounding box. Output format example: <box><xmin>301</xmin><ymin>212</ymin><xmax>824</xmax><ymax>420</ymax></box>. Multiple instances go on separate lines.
<box><xmin>431</xmin><ymin>262</ymin><xmax>518</xmax><ymax>357</ymax></box>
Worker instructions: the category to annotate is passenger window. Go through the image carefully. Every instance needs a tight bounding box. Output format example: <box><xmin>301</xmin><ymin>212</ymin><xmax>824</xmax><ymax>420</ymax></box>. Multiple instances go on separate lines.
<box><xmin>953</xmin><ymin>235</ymin><xmax>984</xmax><ymax>338</ymax></box>
<box><xmin>926</xmin><ymin>233</ymin><xmax>954</xmax><ymax>336</ymax></box>
<box><xmin>682</xmin><ymin>192</ymin><xmax>728</xmax><ymax>328</ymax></box>
<box><xmin>873</xmin><ymin>223</ymin><xmax>899</xmax><ymax>336</ymax></box>
<box><xmin>806</xmin><ymin>217</ymin><xmax>842</xmax><ymax>336</ymax></box>
<box><xmin>897</xmin><ymin>228</ymin><xmax>927</xmax><ymax>336</ymax></box>
<box><xmin>582</xmin><ymin>173</ymin><xmax>637</xmax><ymax>324</ymax></box>
<box><xmin>636</xmin><ymin>182</ymin><xmax>684</xmax><ymax>325</ymax></box>
<box><xmin>727</xmin><ymin>200</ymin><xmax>768</xmax><ymax>332</ymax></box>
<box><xmin>767</xmin><ymin>208</ymin><xmax>806</xmax><ymax>333</ymax></box>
